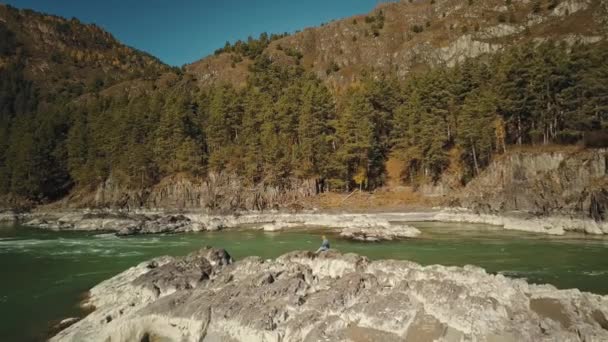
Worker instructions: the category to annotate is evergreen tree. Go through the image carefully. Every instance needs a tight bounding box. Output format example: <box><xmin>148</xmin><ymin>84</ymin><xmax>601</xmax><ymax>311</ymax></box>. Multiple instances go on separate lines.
<box><xmin>334</xmin><ymin>88</ymin><xmax>374</xmax><ymax>191</ymax></box>
<box><xmin>456</xmin><ymin>90</ymin><xmax>498</xmax><ymax>178</ymax></box>
<box><xmin>296</xmin><ymin>80</ymin><xmax>335</xmax><ymax>181</ymax></box>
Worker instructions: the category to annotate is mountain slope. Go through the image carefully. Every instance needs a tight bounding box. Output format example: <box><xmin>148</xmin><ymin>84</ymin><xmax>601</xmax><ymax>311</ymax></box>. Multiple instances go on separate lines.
<box><xmin>0</xmin><ymin>3</ymin><xmax>169</xmax><ymax>101</ymax></box>
<box><xmin>186</xmin><ymin>0</ymin><xmax>608</xmax><ymax>89</ymax></box>
<box><xmin>0</xmin><ymin>3</ymin><xmax>176</xmax><ymax>203</ymax></box>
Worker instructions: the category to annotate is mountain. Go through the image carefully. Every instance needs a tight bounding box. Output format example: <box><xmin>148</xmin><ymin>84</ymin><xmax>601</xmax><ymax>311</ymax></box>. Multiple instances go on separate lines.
<box><xmin>0</xmin><ymin>3</ymin><xmax>176</xmax><ymax>203</ymax></box>
<box><xmin>0</xmin><ymin>0</ymin><xmax>606</xmax><ymax>222</ymax></box>
<box><xmin>185</xmin><ymin>0</ymin><xmax>608</xmax><ymax>89</ymax></box>
<box><xmin>0</xmin><ymin>4</ymin><xmax>170</xmax><ymax>101</ymax></box>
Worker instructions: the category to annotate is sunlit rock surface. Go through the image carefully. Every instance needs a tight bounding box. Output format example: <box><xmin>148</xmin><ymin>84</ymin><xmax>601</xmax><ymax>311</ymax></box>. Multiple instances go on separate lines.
<box><xmin>339</xmin><ymin>224</ymin><xmax>421</xmax><ymax>241</ymax></box>
<box><xmin>52</xmin><ymin>248</ymin><xmax>608</xmax><ymax>342</ymax></box>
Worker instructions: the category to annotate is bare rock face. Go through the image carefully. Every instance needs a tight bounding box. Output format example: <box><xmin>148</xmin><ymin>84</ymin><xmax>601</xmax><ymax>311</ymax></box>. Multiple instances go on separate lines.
<box><xmin>52</xmin><ymin>248</ymin><xmax>608</xmax><ymax>342</ymax></box>
<box><xmin>73</xmin><ymin>173</ymin><xmax>318</xmax><ymax>211</ymax></box>
<box><xmin>552</xmin><ymin>0</ymin><xmax>592</xmax><ymax>17</ymax></box>
<box><xmin>436</xmin><ymin>34</ymin><xmax>501</xmax><ymax>67</ymax></box>
<box><xmin>456</xmin><ymin>149</ymin><xmax>608</xmax><ymax>223</ymax></box>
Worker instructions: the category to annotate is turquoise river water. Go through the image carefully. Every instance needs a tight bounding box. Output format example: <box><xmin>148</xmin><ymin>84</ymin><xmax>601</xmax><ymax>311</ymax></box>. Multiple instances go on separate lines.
<box><xmin>1</xmin><ymin>221</ymin><xmax>608</xmax><ymax>341</ymax></box>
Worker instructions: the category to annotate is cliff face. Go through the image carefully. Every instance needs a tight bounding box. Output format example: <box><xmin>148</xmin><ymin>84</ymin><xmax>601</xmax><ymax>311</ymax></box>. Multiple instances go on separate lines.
<box><xmin>455</xmin><ymin>148</ymin><xmax>608</xmax><ymax>221</ymax></box>
<box><xmin>185</xmin><ymin>0</ymin><xmax>608</xmax><ymax>89</ymax></box>
<box><xmin>45</xmin><ymin>149</ymin><xmax>607</xmax><ymax>219</ymax></box>
<box><xmin>56</xmin><ymin>173</ymin><xmax>317</xmax><ymax>212</ymax></box>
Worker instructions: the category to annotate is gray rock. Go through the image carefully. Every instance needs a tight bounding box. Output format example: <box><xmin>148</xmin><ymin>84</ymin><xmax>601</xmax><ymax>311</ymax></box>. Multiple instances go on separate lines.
<box><xmin>52</xmin><ymin>249</ymin><xmax>608</xmax><ymax>342</ymax></box>
<box><xmin>0</xmin><ymin>210</ymin><xmax>18</xmax><ymax>223</ymax></box>
<box><xmin>339</xmin><ymin>224</ymin><xmax>421</xmax><ymax>241</ymax></box>
<box><xmin>455</xmin><ymin>149</ymin><xmax>608</xmax><ymax>226</ymax></box>
<box><xmin>132</xmin><ymin>248</ymin><xmax>232</xmax><ymax>297</ymax></box>
<box><xmin>116</xmin><ymin>215</ymin><xmax>194</xmax><ymax>236</ymax></box>
<box><xmin>88</xmin><ymin>172</ymin><xmax>317</xmax><ymax>211</ymax></box>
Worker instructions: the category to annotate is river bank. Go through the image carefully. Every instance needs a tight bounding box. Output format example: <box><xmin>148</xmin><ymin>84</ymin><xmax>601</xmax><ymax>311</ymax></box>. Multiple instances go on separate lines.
<box><xmin>2</xmin><ymin>207</ymin><xmax>607</xmax><ymax>237</ymax></box>
<box><xmin>50</xmin><ymin>247</ymin><xmax>608</xmax><ymax>342</ymax></box>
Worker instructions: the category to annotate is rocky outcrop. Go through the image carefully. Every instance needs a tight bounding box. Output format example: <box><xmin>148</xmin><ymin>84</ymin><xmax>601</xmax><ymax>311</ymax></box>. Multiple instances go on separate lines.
<box><xmin>435</xmin><ymin>208</ymin><xmax>608</xmax><ymax>235</ymax></box>
<box><xmin>115</xmin><ymin>215</ymin><xmax>196</xmax><ymax>236</ymax></box>
<box><xmin>455</xmin><ymin>149</ymin><xmax>608</xmax><ymax>226</ymax></box>
<box><xmin>476</xmin><ymin>24</ymin><xmax>524</xmax><ymax>39</ymax></box>
<box><xmin>52</xmin><ymin>248</ymin><xmax>608</xmax><ymax>342</ymax></box>
<box><xmin>21</xmin><ymin>210</ymin><xmax>438</xmax><ymax>234</ymax></box>
<box><xmin>339</xmin><ymin>224</ymin><xmax>421</xmax><ymax>241</ymax></box>
<box><xmin>551</xmin><ymin>0</ymin><xmax>592</xmax><ymax>17</ymax></box>
<box><xmin>62</xmin><ymin>173</ymin><xmax>317</xmax><ymax>212</ymax></box>
<box><xmin>23</xmin><ymin>212</ymin><xmax>202</xmax><ymax>235</ymax></box>
<box><xmin>436</xmin><ymin>35</ymin><xmax>501</xmax><ymax>67</ymax></box>
<box><xmin>20</xmin><ymin>208</ymin><xmax>608</xmax><ymax>237</ymax></box>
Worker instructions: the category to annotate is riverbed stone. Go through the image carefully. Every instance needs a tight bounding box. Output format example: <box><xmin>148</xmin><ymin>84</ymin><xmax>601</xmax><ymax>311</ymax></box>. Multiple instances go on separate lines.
<box><xmin>116</xmin><ymin>215</ymin><xmax>195</xmax><ymax>236</ymax></box>
<box><xmin>51</xmin><ymin>248</ymin><xmax>608</xmax><ymax>342</ymax></box>
<box><xmin>0</xmin><ymin>210</ymin><xmax>17</xmax><ymax>223</ymax></box>
<box><xmin>339</xmin><ymin>224</ymin><xmax>421</xmax><ymax>241</ymax></box>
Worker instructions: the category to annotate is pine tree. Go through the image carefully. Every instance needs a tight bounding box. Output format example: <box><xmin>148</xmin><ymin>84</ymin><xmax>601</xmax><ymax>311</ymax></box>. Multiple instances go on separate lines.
<box><xmin>205</xmin><ymin>85</ymin><xmax>241</xmax><ymax>171</ymax></box>
<box><xmin>495</xmin><ymin>44</ymin><xmax>536</xmax><ymax>145</ymax></box>
<box><xmin>296</xmin><ymin>80</ymin><xmax>335</xmax><ymax>181</ymax></box>
<box><xmin>456</xmin><ymin>90</ymin><xmax>498</xmax><ymax>179</ymax></box>
<box><xmin>334</xmin><ymin>88</ymin><xmax>374</xmax><ymax>190</ymax></box>
<box><xmin>239</xmin><ymin>87</ymin><xmax>267</xmax><ymax>184</ymax></box>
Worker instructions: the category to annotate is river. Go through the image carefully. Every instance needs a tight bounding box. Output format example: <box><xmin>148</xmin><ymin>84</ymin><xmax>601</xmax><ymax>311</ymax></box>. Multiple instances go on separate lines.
<box><xmin>1</xmin><ymin>221</ymin><xmax>608</xmax><ymax>341</ymax></box>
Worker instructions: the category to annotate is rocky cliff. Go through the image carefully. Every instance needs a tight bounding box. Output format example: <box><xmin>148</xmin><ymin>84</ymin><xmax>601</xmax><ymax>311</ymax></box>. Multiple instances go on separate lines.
<box><xmin>54</xmin><ymin>149</ymin><xmax>608</xmax><ymax>221</ymax></box>
<box><xmin>454</xmin><ymin>148</ymin><xmax>608</xmax><ymax>222</ymax></box>
<box><xmin>28</xmin><ymin>148</ymin><xmax>606</xmax><ymax>237</ymax></box>
<box><xmin>52</xmin><ymin>248</ymin><xmax>608</xmax><ymax>342</ymax></box>
<box><xmin>55</xmin><ymin>173</ymin><xmax>317</xmax><ymax>212</ymax></box>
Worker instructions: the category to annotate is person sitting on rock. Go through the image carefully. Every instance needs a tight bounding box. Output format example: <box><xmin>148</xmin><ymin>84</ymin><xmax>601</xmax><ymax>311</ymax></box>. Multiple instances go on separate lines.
<box><xmin>316</xmin><ymin>235</ymin><xmax>330</xmax><ymax>253</ymax></box>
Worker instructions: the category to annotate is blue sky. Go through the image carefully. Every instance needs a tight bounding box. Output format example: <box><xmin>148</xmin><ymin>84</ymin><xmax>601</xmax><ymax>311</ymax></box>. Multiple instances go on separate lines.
<box><xmin>5</xmin><ymin>0</ymin><xmax>391</xmax><ymax>66</ymax></box>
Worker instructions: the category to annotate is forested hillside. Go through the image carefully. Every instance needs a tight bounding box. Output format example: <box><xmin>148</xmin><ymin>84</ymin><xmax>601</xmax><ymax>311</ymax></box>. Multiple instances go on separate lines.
<box><xmin>0</xmin><ymin>1</ymin><xmax>607</xmax><ymax>209</ymax></box>
<box><xmin>0</xmin><ymin>3</ymin><xmax>172</xmax><ymax>203</ymax></box>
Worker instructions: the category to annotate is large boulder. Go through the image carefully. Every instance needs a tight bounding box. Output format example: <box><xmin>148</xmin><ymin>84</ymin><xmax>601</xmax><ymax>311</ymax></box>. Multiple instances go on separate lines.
<box><xmin>52</xmin><ymin>248</ymin><xmax>608</xmax><ymax>342</ymax></box>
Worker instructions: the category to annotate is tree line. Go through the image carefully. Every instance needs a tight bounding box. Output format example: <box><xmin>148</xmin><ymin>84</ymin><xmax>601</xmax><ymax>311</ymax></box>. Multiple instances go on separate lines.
<box><xmin>0</xmin><ymin>40</ymin><xmax>606</xmax><ymax>202</ymax></box>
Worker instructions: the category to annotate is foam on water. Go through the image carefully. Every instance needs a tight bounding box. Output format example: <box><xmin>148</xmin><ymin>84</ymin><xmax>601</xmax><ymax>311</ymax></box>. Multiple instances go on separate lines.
<box><xmin>114</xmin><ymin>251</ymin><xmax>144</xmax><ymax>257</ymax></box>
<box><xmin>498</xmin><ymin>270</ymin><xmax>546</xmax><ymax>278</ymax></box>
<box><xmin>93</xmin><ymin>233</ymin><xmax>118</xmax><ymax>239</ymax></box>
<box><xmin>75</xmin><ymin>271</ymin><xmax>114</xmax><ymax>278</ymax></box>
<box><xmin>0</xmin><ymin>239</ymin><xmax>49</xmax><ymax>248</ymax></box>
<box><xmin>48</xmin><ymin>250</ymin><xmax>88</xmax><ymax>256</ymax></box>
<box><xmin>582</xmin><ymin>271</ymin><xmax>608</xmax><ymax>276</ymax></box>
<box><xmin>0</xmin><ymin>235</ymin><xmax>163</xmax><ymax>256</ymax></box>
